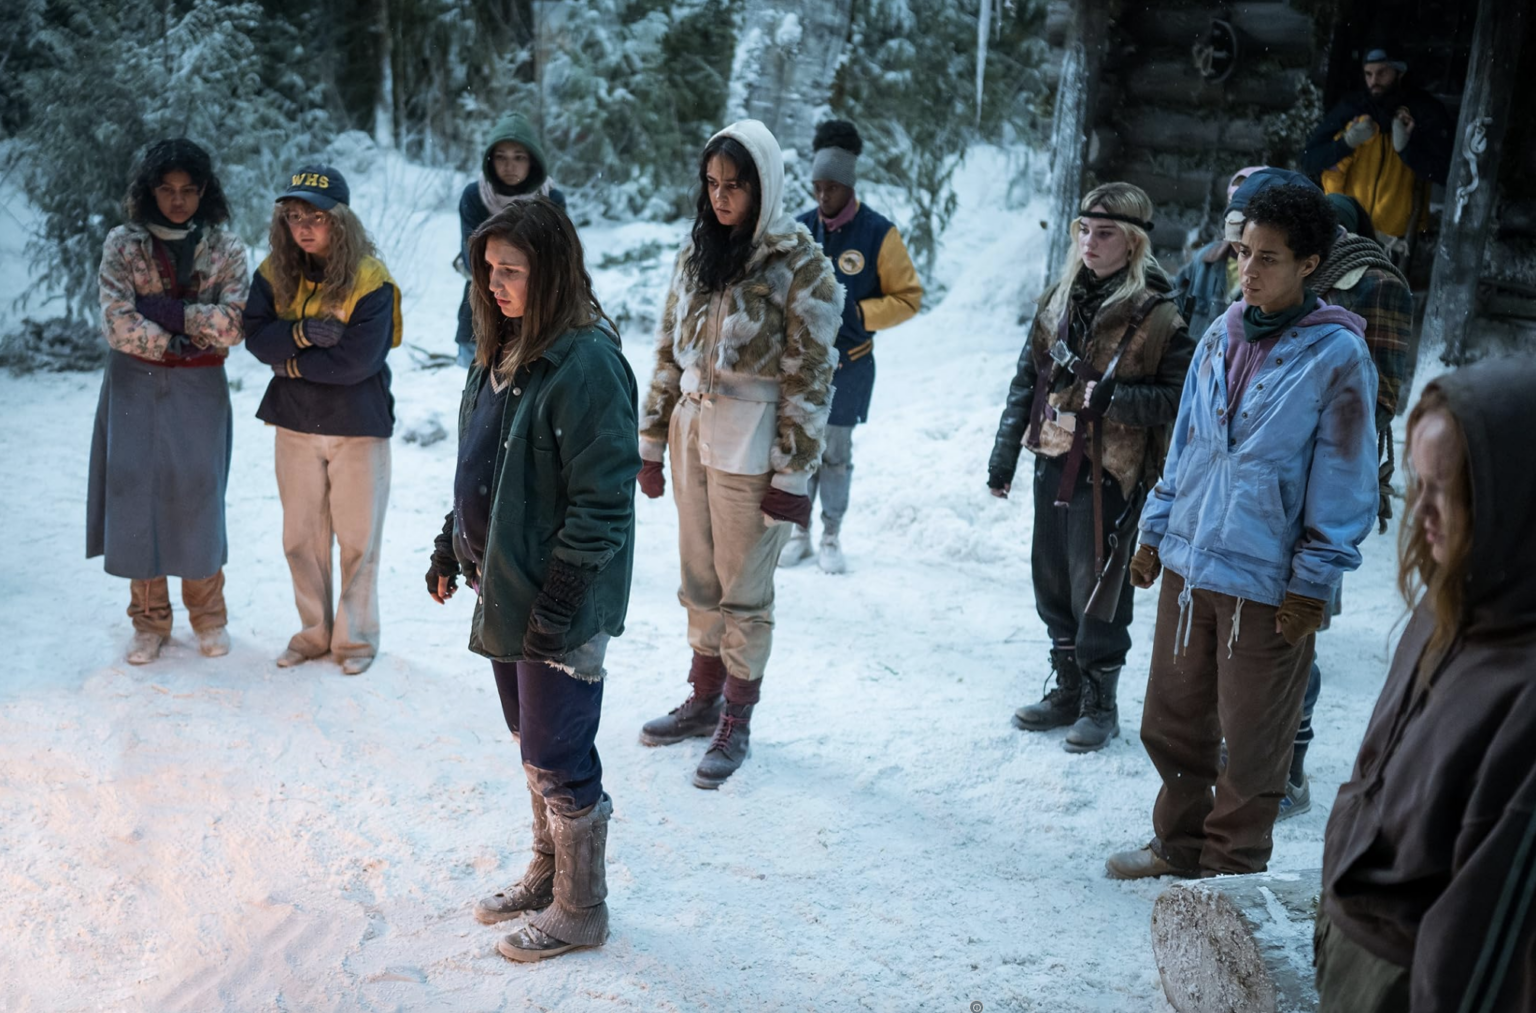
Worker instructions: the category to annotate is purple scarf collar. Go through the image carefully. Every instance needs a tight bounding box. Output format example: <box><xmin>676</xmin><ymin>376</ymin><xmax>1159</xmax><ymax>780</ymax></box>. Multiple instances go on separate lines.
<box><xmin>819</xmin><ymin>196</ymin><xmax>860</xmax><ymax>232</ymax></box>
<box><xmin>1221</xmin><ymin>297</ymin><xmax>1366</xmax><ymax>346</ymax></box>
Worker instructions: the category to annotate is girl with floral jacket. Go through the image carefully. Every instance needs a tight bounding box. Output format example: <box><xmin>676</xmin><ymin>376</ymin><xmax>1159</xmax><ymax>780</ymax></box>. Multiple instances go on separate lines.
<box><xmin>88</xmin><ymin>138</ymin><xmax>248</xmax><ymax>665</ymax></box>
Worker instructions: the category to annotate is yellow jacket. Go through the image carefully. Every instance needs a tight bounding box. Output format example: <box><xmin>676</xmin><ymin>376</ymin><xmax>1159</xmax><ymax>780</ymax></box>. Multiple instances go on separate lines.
<box><xmin>1320</xmin><ymin>124</ymin><xmax>1426</xmax><ymax>239</ymax></box>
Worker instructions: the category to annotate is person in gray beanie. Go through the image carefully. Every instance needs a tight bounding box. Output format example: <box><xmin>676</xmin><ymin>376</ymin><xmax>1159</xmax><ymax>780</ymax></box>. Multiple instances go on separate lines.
<box><xmin>782</xmin><ymin>119</ymin><xmax>923</xmax><ymax>573</ymax></box>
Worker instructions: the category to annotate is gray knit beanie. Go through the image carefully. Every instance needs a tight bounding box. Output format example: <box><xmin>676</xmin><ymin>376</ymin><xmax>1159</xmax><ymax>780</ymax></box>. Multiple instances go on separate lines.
<box><xmin>811</xmin><ymin>120</ymin><xmax>862</xmax><ymax>189</ymax></box>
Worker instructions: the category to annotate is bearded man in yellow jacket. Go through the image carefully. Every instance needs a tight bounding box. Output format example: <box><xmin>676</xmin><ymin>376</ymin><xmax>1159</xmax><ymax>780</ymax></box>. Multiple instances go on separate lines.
<box><xmin>1300</xmin><ymin>47</ymin><xmax>1452</xmax><ymax>254</ymax></box>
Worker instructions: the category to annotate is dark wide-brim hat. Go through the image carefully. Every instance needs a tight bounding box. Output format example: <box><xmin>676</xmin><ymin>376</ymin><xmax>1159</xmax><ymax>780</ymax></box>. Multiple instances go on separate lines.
<box><xmin>278</xmin><ymin>165</ymin><xmax>349</xmax><ymax>210</ymax></box>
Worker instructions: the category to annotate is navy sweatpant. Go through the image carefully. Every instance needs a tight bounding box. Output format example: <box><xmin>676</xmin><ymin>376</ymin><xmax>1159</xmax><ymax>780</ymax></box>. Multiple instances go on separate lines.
<box><xmin>491</xmin><ymin>660</ymin><xmax>604</xmax><ymax>816</ymax></box>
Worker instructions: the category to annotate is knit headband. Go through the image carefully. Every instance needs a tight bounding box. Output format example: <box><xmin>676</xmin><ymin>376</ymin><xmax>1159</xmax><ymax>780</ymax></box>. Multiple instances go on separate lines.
<box><xmin>1080</xmin><ymin>209</ymin><xmax>1154</xmax><ymax>231</ymax></box>
<box><xmin>812</xmin><ymin>146</ymin><xmax>857</xmax><ymax>189</ymax></box>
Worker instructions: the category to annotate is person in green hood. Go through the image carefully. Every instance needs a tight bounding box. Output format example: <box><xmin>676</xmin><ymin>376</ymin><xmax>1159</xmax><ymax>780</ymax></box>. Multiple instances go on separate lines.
<box><xmin>454</xmin><ymin>113</ymin><xmax>566</xmax><ymax>366</ymax></box>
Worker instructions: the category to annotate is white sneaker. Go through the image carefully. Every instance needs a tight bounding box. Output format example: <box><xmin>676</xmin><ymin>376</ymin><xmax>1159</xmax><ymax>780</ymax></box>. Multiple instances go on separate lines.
<box><xmin>817</xmin><ymin>534</ymin><xmax>847</xmax><ymax>574</ymax></box>
<box><xmin>126</xmin><ymin>631</ymin><xmax>166</xmax><ymax>665</ymax></box>
<box><xmin>778</xmin><ymin>527</ymin><xmax>813</xmax><ymax>568</ymax></box>
<box><xmin>196</xmin><ymin>627</ymin><xmax>231</xmax><ymax>658</ymax></box>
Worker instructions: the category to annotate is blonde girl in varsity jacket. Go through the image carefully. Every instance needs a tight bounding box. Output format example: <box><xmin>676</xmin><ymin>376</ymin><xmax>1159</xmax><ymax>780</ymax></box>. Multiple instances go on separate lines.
<box><xmin>635</xmin><ymin>119</ymin><xmax>842</xmax><ymax>790</ymax></box>
<box><xmin>243</xmin><ymin>165</ymin><xmax>402</xmax><ymax>677</ymax></box>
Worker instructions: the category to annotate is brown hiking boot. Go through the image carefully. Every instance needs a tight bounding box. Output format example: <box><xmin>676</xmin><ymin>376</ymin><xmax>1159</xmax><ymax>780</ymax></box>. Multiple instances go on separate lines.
<box><xmin>1105</xmin><ymin>842</ymin><xmax>1199</xmax><ymax>881</ymax></box>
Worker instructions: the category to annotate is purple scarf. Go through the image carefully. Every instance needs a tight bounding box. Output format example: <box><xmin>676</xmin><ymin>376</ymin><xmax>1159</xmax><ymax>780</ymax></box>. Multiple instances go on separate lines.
<box><xmin>819</xmin><ymin>196</ymin><xmax>859</xmax><ymax>232</ymax></box>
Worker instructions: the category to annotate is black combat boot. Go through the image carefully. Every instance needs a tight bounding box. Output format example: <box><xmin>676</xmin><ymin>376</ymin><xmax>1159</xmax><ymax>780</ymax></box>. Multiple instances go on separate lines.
<box><xmin>639</xmin><ymin>653</ymin><xmax>726</xmax><ymax>746</ymax></box>
<box><xmin>1063</xmin><ymin>665</ymin><xmax>1120</xmax><ymax>753</ymax></box>
<box><xmin>693</xmin><ymin>703</ymin><xmax>753</xmax><ymax>789</ymax></box>
<box><xmin>1013</xmin><ymin>648</ymin><xmax>1083</xmax><ymax>731</ymax></box>
<box><xmin>693</xmin><ymin>674</ymin><xmax>759</xmax><ymax>789</ymax></box>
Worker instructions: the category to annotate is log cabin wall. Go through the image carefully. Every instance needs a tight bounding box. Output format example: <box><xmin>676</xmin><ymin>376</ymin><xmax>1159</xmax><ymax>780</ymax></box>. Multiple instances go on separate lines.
<box><xmin>1045</xmin><ymin>0</ymin><xmax>1333</xmax><ymax>269</ymax></box>
<box><xmin>1475</xmin><ymin>4</ymin><xmax>1536</xmax><ymax>354</ymax></box>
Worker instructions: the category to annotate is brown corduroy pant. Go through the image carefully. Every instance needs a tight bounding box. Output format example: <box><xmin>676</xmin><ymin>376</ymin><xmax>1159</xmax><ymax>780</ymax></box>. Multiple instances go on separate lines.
<box><xmin>1140</xmin><ymin>569</ymin><xmax>1314</xmax><ymax>875</ymax></box>
<box><xmin>128</xmin><ymin>571</ymin><xmax>227</xmax><ymax>636</ymax></box>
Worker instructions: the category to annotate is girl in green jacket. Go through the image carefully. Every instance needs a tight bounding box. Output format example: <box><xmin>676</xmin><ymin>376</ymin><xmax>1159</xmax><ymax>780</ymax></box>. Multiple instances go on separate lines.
<box><xmin>426</xmin><ymin>197</ymin><xmax>639</xmax><ymax>962</ymax></box>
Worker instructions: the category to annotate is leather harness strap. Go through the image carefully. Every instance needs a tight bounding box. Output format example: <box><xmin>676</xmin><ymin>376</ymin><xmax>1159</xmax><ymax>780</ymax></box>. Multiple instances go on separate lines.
<box><xmin>1052</xmin><ymin>293</ymin><xmax>1167</xmax><ymax>507</ymax></box>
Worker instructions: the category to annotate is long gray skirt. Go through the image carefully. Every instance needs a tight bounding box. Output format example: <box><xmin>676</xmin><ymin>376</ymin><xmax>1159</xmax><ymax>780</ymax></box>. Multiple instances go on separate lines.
<box><xmin>86</xmin><ymin>350</ymin><xmax>232</xmax><ymax>580</ymax></box>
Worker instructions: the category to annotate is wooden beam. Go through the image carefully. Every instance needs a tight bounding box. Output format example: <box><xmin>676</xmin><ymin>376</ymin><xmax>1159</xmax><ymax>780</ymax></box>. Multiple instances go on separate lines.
<box><xmin>1119</xmin><ymin>3</ymin><xmax>1313</xmax><ymax>62</ymax></box>
<box><xmin>1041</xmin><ymin>0</ymin><xmax>1110</xmax><ymax>289</ymax></box>
<box><xmin>1123</xmin><ymin>61</ymin><xmax>1307</xmax><ymax>111</ymax></box>
<box><xmin>1132</xmin><ymin>168</ymin><xmax>1221</xmax><ymax>208</ymax></box>
<box><xmin>1116</xmin><ymin>111</ymin><xmax>1268</xmax><ymax>154</ymax></box>
<box><xmin>1425</xmin><ymin>0</ymin><xmax>1527</xmax><ymax>364</ymax></box>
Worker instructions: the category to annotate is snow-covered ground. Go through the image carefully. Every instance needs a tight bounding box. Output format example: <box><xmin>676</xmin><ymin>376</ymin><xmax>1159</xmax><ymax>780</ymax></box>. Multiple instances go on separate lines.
<box><xmin>0</xmin><ymin>147</ymin><xmax>1434</xmax><ymax>1012</ymax></box>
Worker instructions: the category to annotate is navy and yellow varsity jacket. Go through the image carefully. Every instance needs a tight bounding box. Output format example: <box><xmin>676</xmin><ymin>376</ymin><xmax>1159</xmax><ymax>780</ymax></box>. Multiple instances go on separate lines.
<box><xmin>243</xmin><ymin>256</ymin><xmax>402</xmax><ymax>438</ymax></box>
<box><xmin>795</xmin><ymin>202</ymin><xmax>922</xmax><ymax>425</ymax></box>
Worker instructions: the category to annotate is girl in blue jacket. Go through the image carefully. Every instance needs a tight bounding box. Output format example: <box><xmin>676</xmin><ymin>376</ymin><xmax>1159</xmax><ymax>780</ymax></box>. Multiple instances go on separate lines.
<box><xmin>1107</xmin><ymin>183</ymin><xmax>1379</xmax><ymax>881</ymax></box>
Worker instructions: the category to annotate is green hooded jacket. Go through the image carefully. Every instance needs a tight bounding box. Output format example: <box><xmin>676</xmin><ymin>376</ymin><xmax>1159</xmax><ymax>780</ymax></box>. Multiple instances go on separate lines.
<box><xmin>481</xmin><ymin>112</ymin><xmax>548</xmax><ymax>194</ymax></box>
<box><xmin>463</xmin><ymin>325</ymin><xmax>640</xmax><ymax>664</ymax></box>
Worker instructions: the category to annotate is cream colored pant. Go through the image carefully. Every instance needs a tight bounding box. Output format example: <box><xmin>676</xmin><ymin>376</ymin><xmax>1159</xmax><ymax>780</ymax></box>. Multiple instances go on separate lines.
<box><xmin>274</xmin><ymin>428</ymin><xmax>390</xmax><ymax>660</ymax></box>
<box><xmin>669</xmin><ymin>398</ymin><xmax>791</xmax><ymax>682</ymax></box>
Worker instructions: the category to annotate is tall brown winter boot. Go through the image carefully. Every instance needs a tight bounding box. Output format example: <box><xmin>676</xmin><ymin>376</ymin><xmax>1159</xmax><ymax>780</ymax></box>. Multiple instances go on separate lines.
<box><xmin>639</xmin><ymin>652</ymin><xmax>726</xmax><ymax>746</ymax></box>
<box><xmin>474</xmin><ymin>781</ymin><xmax>555</xmax><ymax>924</ymax></box>
<box><xmin>498</xmin><ymin>794</ymin><xmax>612</xmax><ymax>962</ymax></box>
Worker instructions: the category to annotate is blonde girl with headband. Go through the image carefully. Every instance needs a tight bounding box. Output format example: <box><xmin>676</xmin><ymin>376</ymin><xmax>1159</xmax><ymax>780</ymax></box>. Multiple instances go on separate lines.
<box><xmin>988</xmin><ymin>182</ymin><xmax>1194</xmax><ymax>753</ymax></box>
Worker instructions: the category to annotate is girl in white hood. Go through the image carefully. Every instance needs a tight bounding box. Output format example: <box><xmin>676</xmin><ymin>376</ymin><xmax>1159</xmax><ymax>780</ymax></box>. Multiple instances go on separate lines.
<box><xmin>635</xmin><ymin>119</ymin><xmax>843</xmax><ymax>789</ymax></box>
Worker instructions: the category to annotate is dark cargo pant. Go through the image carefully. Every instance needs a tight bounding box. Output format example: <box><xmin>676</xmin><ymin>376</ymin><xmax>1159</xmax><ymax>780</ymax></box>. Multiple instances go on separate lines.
<box><xmin>1141</xmin><ymin>569</ymin><xmax>1313</xmax><ymax>874</ymax></box>
<box><xmin>1031</xmin><ymin>453</ymin><xmax>1135</xmax><ymax>672</ymax></box>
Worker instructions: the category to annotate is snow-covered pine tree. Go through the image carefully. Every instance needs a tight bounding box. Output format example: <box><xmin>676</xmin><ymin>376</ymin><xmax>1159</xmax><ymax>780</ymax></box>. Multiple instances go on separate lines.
<box><xmin>537</xmin><ymin>0</ymin><xmax>734</xmax><ymax>219</ymax></box>
<box><xmin>831</xmin><ymin>0</ymin><xmax>1048</xmax><ymax>284</ymax></box>
<box><xmin>14</xmin><ymin>0</ymin><xmax>331</xmax><ymax>320</ymax></box>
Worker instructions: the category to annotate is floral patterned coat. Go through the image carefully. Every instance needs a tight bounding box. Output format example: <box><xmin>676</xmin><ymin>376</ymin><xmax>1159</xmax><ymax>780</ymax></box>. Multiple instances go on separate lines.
<box><xmin>97</xmin><ymin>224</ymin><xmax>249</xmax><ymax>360</ymax></box>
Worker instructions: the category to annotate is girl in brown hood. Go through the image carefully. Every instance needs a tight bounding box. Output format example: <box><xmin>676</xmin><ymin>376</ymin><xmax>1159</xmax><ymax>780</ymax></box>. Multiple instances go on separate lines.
<box><xmin>1317</xmin><ymin>357</ymin><xmax>1536</xmax><ymax>1012</ymax></box>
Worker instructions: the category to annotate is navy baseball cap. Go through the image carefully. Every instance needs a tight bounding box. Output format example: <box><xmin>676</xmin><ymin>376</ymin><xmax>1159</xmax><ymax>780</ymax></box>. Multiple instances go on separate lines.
<box><xmin>278</xmin><ymin>165</ymin><xmax>349</xmax><ymax>210</ymax></box>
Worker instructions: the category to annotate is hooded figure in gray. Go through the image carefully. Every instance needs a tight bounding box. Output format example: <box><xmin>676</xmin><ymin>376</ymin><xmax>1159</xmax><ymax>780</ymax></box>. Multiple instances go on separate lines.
<box><xmin>1319</xmin><ymin>357</ymin><xmax>1536</xmax><ymax>1013</ymax></box>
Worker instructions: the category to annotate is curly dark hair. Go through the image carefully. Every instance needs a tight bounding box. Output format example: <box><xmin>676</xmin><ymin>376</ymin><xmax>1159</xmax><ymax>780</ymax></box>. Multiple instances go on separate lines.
<box><xmin>123</xmin><ymin>138</ymin><xmax>230</xmax><ymax>226</ymax></box>
<box><xmin>1242</xmin><ymin>183</ymin><xmax>1337</xmax><ymax>263</ymax></box>
<box><xmin>684</xmin><ymin>135</ymin><xmax>761</xmax><ymax>293</ymax></box>
<box><xmin>812</xmin><ymin>119</ymin><xmax>863</xmax><ymax>155</ymax></box>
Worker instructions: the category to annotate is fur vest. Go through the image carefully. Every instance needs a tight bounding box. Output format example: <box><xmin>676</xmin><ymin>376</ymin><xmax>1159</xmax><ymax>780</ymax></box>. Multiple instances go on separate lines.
<box><xmin>1028</xmin><ymin>286</ymin><xmax>1182</xmax><ymax>492</ymax></box>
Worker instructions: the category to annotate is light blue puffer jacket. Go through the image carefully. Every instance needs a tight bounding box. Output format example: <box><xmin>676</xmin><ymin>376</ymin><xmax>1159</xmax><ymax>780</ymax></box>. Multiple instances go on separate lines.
<box><xmin>1140</xmin><ymin>299</ymin><xmax>1379</xmax><ymax>607</ymax></box>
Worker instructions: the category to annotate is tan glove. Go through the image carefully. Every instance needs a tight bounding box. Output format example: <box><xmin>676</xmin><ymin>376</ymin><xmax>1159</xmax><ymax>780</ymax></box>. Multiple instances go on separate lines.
<box><xmin>1129</xmin><ymin>544</ymin><xmax>1162</xmax><ymax>589</ymax></box>
<box><xmin>1344</xmin><ymin>115</ymin><xmax>1378</xmax><ymax>149</ymax></box>
<box><xmin>1275</xmin><ymin>592</ymin><xmax>1328</xmax><ymax>646</ymax></box>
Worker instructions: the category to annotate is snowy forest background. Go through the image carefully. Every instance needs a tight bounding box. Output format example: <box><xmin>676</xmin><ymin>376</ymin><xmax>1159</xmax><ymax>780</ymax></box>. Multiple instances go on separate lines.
<box><xmin>0</xmin><ymin>3</ymin><xmax>1446</xmax><ymax>1009</ymax></box>
<box><xmin>0</xmin><ymin>0</ymin><xmax>1050</xmax><ymax>340</ymax></box>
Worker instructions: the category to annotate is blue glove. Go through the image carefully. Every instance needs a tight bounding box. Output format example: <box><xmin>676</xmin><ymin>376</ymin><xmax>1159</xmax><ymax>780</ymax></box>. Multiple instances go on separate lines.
<box><xmin>136</xmin><ymin>295</ymin><xmax>186</xmax><ymax>334</ymax></box>
<box><xmin>301</xmin><ymin>318</ymin><xmax>346</xmax><ymax>348</ymax></box>
<box><xmin>163</xmin><ymin>334</ymin><xmax>196</xmax><ymax>358</ymax></box>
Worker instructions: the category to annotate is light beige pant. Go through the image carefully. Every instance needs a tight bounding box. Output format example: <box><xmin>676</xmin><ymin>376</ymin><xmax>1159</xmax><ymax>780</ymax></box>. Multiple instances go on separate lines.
<box><xmin>128</xmin><ymin>571</ymin><xmax>227</xmax><ymax>636</ymax></box>
<box><xmin>274</xmin><ymin>428</ymin><xmax>390</xmax><ymax>661</ymax></box>
<box><xmin>670</xmin><ymin>398</ymin><xmax>791</xmax><ymax>683</ymax></box>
